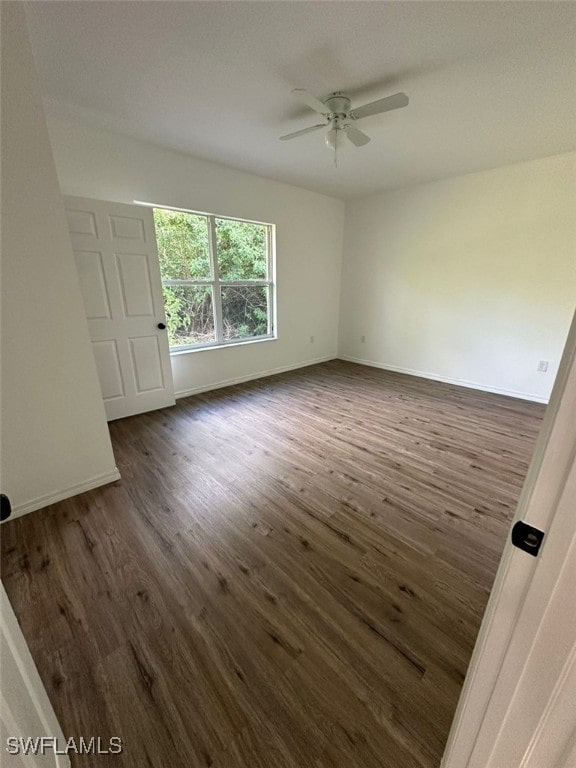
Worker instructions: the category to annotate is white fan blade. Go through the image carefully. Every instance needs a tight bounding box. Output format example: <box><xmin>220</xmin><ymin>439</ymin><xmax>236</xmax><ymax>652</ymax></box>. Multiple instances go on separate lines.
<box><xmin>279</xmin><ymin>124</ymin><xmax>326</xmax><ymax>141</ymax></box>
<box><xmin>292</xmin><ymin>88</ymin><xmax>329</xmax><ymax>115</ymax></box>
<box><xmin>351</xmin><ymin>92</ymin><xmax>409</xmax><ymax>120</ymax></box>
<box><xmin>345</xmin><ymin>124</ymin><xmax>371</xmax><ymax>147</ymax></box>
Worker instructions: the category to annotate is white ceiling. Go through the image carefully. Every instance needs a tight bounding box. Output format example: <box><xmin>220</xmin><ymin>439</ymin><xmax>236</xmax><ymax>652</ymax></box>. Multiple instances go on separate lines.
<box><xmin>25</xmin><ymin>1</ymin><xmax>576</xmax><ymax>200</ymax></box>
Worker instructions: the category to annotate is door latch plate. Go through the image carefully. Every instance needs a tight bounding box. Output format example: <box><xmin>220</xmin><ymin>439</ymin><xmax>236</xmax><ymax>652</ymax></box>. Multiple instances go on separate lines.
<box><xmin>511</xmin><ymin>520</ymin><xmax>545</xmax><ymax>557</ymax></box>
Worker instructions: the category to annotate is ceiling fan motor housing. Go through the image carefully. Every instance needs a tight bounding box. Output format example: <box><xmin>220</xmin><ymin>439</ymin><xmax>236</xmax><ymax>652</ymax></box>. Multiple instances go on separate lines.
<box><xmin>324</xmin><ymin>94</ymin><xmax>351</xmax><ymax>117</ymax></box>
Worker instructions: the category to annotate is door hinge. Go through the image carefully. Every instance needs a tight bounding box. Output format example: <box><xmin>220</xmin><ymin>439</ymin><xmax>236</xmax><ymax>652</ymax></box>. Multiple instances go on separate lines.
<box><xmin>511</xmin><ymin>520</ymin><xmax>545</xmax><ymax>557</ymax></box>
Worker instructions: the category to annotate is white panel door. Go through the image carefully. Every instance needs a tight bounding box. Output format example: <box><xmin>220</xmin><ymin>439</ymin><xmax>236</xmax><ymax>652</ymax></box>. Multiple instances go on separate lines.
<box><xmin>1</xmin><ymin>583</ymin><xmax>70</xmax><ymax>767</ymax></box>
<box><xmin>64</xmin><ymin>197</ymin><xmax>175</xmax><ymax>421</ymax></box>
<box><xmin>442</xmin><ymin>310</ymin><xmax>576</xmax><ymax>768</ymax></box>
<box><xmin>469</xmin><ymin>453</ymin><xmax>576</xmax><ymax>768</ymax></box>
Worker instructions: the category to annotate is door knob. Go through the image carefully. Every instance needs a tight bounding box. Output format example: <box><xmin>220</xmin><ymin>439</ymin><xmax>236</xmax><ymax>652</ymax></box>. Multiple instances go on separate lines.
<box><xmin>157</xmin><ymin>322</ymin><xmax>166</xmax><ymax>330</ymax></box>
<box><xmin>1</xmin><ymin>494</ymin><xmax>12</xmax><ymax>522</ymax></box>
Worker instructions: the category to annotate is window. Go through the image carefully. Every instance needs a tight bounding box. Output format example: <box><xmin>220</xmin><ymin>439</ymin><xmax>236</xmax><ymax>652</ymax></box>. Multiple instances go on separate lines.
<box><xmin>153</xmin><ymin>207</ymin><xmax>275</xmax><ymax>351</ymax></box>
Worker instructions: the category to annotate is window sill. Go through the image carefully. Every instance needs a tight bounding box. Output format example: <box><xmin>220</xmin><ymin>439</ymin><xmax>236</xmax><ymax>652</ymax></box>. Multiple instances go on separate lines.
<box><xmin>169</xmin><ymin>335</ymin><xmax>277</xmax><ymax>356</ymax></box>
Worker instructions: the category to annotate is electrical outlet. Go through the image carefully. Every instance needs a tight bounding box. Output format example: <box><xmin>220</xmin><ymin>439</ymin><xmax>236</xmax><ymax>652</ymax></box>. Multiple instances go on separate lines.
<box><xmin>361</xmin><ymin>335</ymin><xmax>366</xmax><ymax>343</ymax></box>
<box><xmin>309</xmin><ymin>335</ymin><xmax>315</xmax><ymax>344</ymax></box>
<box><xmin>537</xmin><ymin>360</ymin><xmax>549</xmax><ymax>373</ymax></box>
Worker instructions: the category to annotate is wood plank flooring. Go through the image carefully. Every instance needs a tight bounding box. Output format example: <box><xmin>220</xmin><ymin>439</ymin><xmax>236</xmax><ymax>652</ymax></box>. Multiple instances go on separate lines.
<box><xmin>1</xmin><ymin>361</ymin><xmax>545</xmax><ymax>767</ymax></box>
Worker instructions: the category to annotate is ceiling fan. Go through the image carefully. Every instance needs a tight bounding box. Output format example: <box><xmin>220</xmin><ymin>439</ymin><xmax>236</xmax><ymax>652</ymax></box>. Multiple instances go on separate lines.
<box><xmin>280</xmin><ymin>89</ymin><xmax>409</xmax><ymax>161</ymax></box>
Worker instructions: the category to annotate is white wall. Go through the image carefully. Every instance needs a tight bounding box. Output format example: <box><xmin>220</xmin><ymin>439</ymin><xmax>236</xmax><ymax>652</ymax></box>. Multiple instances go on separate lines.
<box><xmin>45</xmin><ymin>112</ymin><xmax>345</xmax><ymax>397</ymax></box>
<box><xmin>40</xmin><ymin>89</ymin><xmax>575</xmax><ymax>409</ymax></box>
<box><xmin>339</xmin><ymin>152</ymin><xmax>576</xmax><ymax>402</ymax></box>
<box><xmin>0</xmin><ymin>2</ymin><xmax>119</xmax><ymax>518</ymax></box>
<box><xmin>1</xmin><ymin>3</ymin><xmax>573</xmax><ymax>529</ymax></box>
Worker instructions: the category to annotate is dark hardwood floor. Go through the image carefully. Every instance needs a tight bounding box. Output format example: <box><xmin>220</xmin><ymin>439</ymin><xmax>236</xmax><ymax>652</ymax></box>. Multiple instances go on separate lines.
<box><xmin>1</xmin><ymin>361</ymin><xmax>545</xmax><ymax>767</ymax></box>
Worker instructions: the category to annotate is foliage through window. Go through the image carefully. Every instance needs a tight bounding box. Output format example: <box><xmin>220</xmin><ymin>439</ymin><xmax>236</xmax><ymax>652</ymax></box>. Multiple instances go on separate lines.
<box><xmin>153</xmin><ymin>208</ymin><xmax>274</xmax><ymax>350</ymax></box>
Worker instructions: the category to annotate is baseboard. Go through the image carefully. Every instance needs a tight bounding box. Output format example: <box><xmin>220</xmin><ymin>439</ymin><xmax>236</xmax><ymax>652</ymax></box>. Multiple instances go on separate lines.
<box><xmin>175</xmin><ymin>355</ymin><xmax>337</xmax><ymax>399</ymax></box>
<box><xmin>8</xmin><ymin>468</ymin><xmax>121</xmax><ymax>521</ymax></box>
<box><xmin>337</xmin><ymin>355</ymin><xmax>549</xmax><ymax>404</ymax></box>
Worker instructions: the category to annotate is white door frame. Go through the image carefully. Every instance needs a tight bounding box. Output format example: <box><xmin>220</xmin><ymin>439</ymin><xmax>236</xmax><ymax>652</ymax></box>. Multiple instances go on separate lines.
<box><xmin>1</xmin><ymin>583</ymin><xmax>70</xmax><ymax>767</ymax></box>
<box><xmin>443</xmin><ymin>308</ymin><xmax>576</xmax><ymax>766</ymax></box>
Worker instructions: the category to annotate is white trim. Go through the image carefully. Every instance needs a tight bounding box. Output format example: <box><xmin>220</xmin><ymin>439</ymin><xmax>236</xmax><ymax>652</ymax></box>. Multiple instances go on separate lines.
<box><xmin>170</xmin><ymin>334</ymin><xmax>277</xmax><ymax>355</ymax></box>
<box><xmin>208</xmin><ymin>214</ymin><xmax>225</xmax><ymax>344</ymax></box>
<box><xmin>175</xmin><ymin>355</ymin><xmax>336</xmax><ymax>399</ymax></box>
<box><xmin>164</xmin><ymin>279</ymin><xmax>270</xmax><ymax>287</ymax></box>
<box><xmin>7</xmin><ymin>469</ymin><xmax>121</xmax><ymax>520</ymax></box>
<box><xmin>337</xmin><ymin>355</ymin><xmax>549</xmax><ymax>404</ymax></box>
<box><xmin>134</xmin><ymin>200</ymin><xmax>273</xmax><ymax>228</ymax></box>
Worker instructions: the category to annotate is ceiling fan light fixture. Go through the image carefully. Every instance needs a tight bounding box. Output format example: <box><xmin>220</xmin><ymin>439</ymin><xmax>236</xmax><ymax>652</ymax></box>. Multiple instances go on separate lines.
<box><xmin>325</xmin><ymin>125</ymin><xmax>342</xmax><ymax>151</ymax></box>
